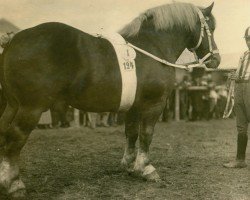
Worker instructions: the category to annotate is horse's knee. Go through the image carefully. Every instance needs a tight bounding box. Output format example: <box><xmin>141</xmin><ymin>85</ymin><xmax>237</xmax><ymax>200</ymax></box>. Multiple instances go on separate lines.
<box><xmin>5</xmin><ymin>126</ymin><xmax>30</xmax><ymax>158</ymax></box>
<box><xmin>139</xmin><ymin>126</ymin><xmax>154</xmax><ymax>151</ymax></box>
<box><xmin>143</xmin><ymin>126</ymin><xmax>154</xmax><ymax>137</ymax></box>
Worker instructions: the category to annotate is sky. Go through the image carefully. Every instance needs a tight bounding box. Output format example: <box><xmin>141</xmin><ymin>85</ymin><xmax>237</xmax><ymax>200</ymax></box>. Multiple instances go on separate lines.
<box><xmin>0</xmin><ymin>0</ymin><xmax>249</xmax><ymax>56</ymax></box>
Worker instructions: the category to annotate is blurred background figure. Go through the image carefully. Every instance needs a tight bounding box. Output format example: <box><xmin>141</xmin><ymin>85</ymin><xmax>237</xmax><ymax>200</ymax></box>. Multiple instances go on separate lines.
<box><xmin>80</xmin><ymin>112</ymin><xmax>110</xmax><ymax>129</ymax></box>
<box><xmin>50</xmin><ymin>100</ymin><xmax>71</xmax><ymax>128</ymax></box>
<box><xmin>215</xmin><ymin>85</ymin><xmax>228</xmax><ymax>118</ymax></box>
<box><xmin>97</xmin><ymin>112</ymin><xmax>110</xmax><ymax>127</ymax></box>
<box><xmin>207</xmin><ymin>75</ymin><xmax>218</xmax><ymax>119</ymax></box>
<box><xmin>179</xmin><ymin>75</ymin><xmax>191</xmax><ymax>120</ymax></box>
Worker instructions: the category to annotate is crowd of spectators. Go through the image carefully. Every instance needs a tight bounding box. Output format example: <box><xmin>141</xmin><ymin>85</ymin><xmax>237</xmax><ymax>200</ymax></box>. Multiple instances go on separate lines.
<box><xmin>162</xmin><ymin>71</ymin><xmax>229</xmax><ymax>122</ymax></box>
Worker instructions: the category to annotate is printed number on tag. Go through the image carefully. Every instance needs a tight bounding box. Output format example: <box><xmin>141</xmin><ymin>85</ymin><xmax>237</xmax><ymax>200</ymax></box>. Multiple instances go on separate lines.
<box><xmin>123</xmin><ymin>61</ymin><xmax>134</xmax><ymax>70</ymax></box>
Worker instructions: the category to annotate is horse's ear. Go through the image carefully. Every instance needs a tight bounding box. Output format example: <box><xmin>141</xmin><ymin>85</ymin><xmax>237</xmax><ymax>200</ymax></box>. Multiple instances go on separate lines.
<box><xmin>203</xmin><ymin>2</ymin><xmax>214</xmax><ymax>15</ymax></box>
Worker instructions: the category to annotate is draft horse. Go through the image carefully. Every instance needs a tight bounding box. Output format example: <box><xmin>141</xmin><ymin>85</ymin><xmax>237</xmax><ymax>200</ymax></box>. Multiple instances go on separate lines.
<box><xmin>0</xmin><ymin>2</ymin><xmax>220</xmax><ymax>198</ymax></box>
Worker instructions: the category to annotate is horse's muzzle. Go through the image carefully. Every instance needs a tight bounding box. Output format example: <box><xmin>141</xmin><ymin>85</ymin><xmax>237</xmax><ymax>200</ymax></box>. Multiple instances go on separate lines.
<box><xmin>205</xmin><ymin>53</ymin><xmax>221</xmax><ymax>69</ymax></box>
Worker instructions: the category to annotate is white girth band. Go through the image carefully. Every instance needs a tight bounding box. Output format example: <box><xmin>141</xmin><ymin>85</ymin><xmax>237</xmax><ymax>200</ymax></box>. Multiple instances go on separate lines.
<box><xmin>93</xmin><ymin>32</ymin><xmax>137</xmax><ymax>111</ymax></box>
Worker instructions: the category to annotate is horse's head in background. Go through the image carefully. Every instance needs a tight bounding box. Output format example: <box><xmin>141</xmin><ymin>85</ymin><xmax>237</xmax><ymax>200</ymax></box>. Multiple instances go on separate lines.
<box><xmin>187</xmin><ymin>2</ymin><xmax>221</xmax><ymax>69</ymax></box>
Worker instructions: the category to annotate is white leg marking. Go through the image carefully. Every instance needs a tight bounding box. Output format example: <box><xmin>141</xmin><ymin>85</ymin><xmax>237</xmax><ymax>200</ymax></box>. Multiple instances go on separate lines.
<box><xmin>8</xmin><ymin>179</ymin><xmax>25</xmax><ymax>194</ymax></box>
<box><xmin>0</xmin><ymin>158</ymin><xmax>19</xmax><ymax>189</ymax></box>
<box><xmin>134</xmin><ymin>152</ymin><xmax>148</xmax><ymax>172</ymax></box>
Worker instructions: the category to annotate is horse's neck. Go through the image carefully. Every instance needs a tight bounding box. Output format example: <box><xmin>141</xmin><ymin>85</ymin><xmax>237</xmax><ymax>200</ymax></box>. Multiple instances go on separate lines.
<box><xmin>124</xmin><ymin>30</ymin><xmax>190</xmax><ymax>63</ymax></box>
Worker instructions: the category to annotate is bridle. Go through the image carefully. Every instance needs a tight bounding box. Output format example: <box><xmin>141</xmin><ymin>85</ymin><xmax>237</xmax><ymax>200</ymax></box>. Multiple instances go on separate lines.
<box><xmin>188</xmin><ymin>8</ymin><xmax>219</xmax><ymax>66</ymax></box>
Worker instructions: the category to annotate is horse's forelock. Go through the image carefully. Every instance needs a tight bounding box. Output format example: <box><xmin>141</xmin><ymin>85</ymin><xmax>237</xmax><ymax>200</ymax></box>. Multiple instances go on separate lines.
<box><xmin>119</xmin><ymin>2</ymin><xmax>200</xmax><ymax>37</ymax></box>
<box><xmin>119</xmin><ymin>14</ymin><xmax>147</xmax><ymax>37</ymax></box>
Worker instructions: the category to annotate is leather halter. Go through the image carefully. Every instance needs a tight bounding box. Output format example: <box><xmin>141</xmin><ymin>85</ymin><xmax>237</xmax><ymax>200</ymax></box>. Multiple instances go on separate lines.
<box><xmin>188</xmin><ymin>8</ymin><xmax>219</xmax><ymax>65</ymax></box>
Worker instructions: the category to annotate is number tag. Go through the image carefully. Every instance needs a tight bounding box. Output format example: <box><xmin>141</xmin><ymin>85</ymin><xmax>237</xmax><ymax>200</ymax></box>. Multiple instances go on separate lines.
<box><xmin>123</xmin><ymin>61</ymin><xmax>134</xmax><ymax>70</ymax></box>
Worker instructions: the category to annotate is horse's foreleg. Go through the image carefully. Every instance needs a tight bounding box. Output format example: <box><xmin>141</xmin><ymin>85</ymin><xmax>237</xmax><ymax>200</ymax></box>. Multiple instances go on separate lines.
<box><xmin>134</xmin><ymin>103</ymin><xmax>163</xmax><ymax>182</ymax></box>
<box><xmin>0</xmin><ymin>106</ymin><xmax>42</xmax><ymax>199</ymax></box>
<box><xmin>121</xmin><ymin>109</ymin><xmax>140</xmax><ymax>171</ymax></box>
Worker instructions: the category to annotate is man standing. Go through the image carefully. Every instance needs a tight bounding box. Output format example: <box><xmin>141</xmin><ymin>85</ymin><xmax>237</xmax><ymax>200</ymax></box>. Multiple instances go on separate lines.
<box><xmin>223</xmin><ymin>27</ymin><xmax>250</xmax><ymax>168</ymax></box>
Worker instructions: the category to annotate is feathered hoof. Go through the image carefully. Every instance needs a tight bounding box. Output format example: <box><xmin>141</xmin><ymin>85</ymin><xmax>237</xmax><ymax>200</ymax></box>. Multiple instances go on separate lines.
<box><xmin>143</xmin><ymin>170</ymin><xmax>161</xmax><ymax>182</ymax></box>
<box><xmin>142</xmin><ymin>164</ymin><xmax>161</xmax><ymax>182</ymax></box>
<box><xmin>10</xmin><ymin>189</ymin><xmax>27</xmax><ymax>200</ymax></box>
<box><xmin>8</xmin><ymin>179</ymin><xmax>26</xmax><ymax>200</ymax></box>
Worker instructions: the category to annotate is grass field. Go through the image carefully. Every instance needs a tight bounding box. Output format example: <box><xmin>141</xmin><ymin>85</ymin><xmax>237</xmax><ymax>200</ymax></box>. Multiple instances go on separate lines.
<box><xmin>1</xmin><ymin>119</ymin><xmax>250</xmax><ymax>200</ymax></box>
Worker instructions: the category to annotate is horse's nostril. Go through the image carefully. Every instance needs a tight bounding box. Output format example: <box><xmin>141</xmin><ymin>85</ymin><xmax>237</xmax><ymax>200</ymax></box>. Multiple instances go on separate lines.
<box><xmin>205</xmin><ymin>57</ymin><xmax>221</xmax><ymax>69</ymax></box>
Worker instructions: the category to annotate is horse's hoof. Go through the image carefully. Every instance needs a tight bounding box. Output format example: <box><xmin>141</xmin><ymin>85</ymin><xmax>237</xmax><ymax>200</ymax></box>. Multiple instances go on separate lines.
<box><xmin>121</xmin><ymin>160</ymin><xmax>134</xmax><ymax>173</ymax></box>
<box><xmin>142</xmin><ymin>164</ymin><xmax>161</xmax><ymax>182</ymax></box>
<box><xmin>143</xmin><ymin>170</ymin><xmax>161</xmax><ymax>182</ymax></box>
<box><xmin>8</xmin><ymin>179</ymin><xmax>26</xmax><ymax>200</ymax></box>
<box><xmin>10</xmin><ymin>189</ymin><xmax>27</xmax><ymax>200</ymax></box>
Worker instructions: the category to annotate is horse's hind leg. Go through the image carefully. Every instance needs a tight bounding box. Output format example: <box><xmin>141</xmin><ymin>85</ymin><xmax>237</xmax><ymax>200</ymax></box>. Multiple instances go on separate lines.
<box><xmin>0</xmin><ymin>102</ymin><xmax>18</xmax><ymax>158</ymax></box>
<box><xmin>121</xmin><ymin>109</ymin><xmax>140</xmax><ymax>171</ymax></box>
<box><xmin>0</xmin><ymin>105</ymin><xmax>43</xmax><ymax>199</ymax></box>
<box><xmin>133</xmin><ymin>103</ymin><xmax>164</xmax><ymax>182</ymax></box>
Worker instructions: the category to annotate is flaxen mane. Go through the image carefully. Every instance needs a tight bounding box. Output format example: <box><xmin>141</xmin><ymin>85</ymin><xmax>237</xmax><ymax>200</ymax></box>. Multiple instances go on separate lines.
<box><xmin>119</xmin><ymin>2</ymin><xmax>208</xmax><ymax>37</ymax></box>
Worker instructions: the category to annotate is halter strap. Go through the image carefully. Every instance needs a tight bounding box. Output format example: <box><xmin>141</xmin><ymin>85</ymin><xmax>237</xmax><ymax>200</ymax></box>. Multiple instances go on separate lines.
<box><xmin>188</xmin><ymin>8</ymin><xmax>219</xmax><ymax>64</ymax></box>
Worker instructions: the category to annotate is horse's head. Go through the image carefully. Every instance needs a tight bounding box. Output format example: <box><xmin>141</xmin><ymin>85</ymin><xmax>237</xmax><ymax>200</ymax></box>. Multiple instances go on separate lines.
<box><xmin>188</xmin><ymin>3</ymin><xmax>221</xmax><ymax>69</ymax></box>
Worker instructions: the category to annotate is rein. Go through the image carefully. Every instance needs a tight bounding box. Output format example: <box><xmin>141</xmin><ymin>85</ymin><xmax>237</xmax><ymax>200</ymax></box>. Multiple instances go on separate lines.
<box><xmin>126</xmin><ymin>7</ymin><xmax>218</xmax><ymax>71</ymax></box>
<box><xmin>126</xmin><ymin>42</ymin><xmax>205</xmax><ymax>70</ymax></box>
<box><xmin>223</xmin><ymin>80</ymin><xmax>235</xmax><ymax>118</ymax></box>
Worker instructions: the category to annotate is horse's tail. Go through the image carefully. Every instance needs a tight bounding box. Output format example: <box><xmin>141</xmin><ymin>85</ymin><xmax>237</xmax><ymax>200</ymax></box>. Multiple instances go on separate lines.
<box><xmin>0</xmin><ymin>32</ymin><xmax>15</xmax><ymax>116</ymax></box>
<box><xmin>0</xmin><ymin>54</ymin><xmax>7</xmax><ymax>116</ymax></box>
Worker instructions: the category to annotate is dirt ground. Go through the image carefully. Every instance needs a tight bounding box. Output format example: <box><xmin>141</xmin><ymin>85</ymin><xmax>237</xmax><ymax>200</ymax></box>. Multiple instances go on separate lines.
<box><xmin>1</xmin><ymin>119</ymin><xmax>250</xmax><ymax>200</ymax></box>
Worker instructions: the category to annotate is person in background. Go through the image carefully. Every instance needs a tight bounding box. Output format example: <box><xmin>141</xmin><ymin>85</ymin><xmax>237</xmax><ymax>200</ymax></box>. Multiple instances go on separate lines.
<box><xmin>207</xmin><ymin>75</ymin><xmax>218</xmax><ymax>119</ymax></box>
<box><xmin>223</xmin><ymin>27</ymin><xmax>250</xmax><ymax>168</ymax></box>
<box><xmin>83</xmin><ymin>112</ymin><xmax>110</xmax><ymax>129</ymax></box>
<box><xmin>215</xmin><ymin>85</ymin><xmax>228</xmax><ymax>118</ymax></box>
<box><xmin>50</xmin><ymin>100</ymin><xmax>70</xmax><ymax>128</ymax></box>
<box><xmin>179</xmin><ymin>75</ymin><xmax>191</xmax><ymax>120</ymax></box>
<box><xmin>98</xmin><ymin>112</ymin><xmax>110</xmax><ymax>127</ymax></box>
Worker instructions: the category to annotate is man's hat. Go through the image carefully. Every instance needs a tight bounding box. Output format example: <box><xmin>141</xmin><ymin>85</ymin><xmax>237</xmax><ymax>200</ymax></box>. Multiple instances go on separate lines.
<box><xmin>244</xmin><ymin>27</ymin><xmax>250</xmax><ymax>39</ymax></box>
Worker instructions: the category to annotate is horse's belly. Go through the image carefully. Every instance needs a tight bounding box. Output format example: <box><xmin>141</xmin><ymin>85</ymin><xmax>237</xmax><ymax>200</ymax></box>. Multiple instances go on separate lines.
<box><xmin>68</xmin><ymin>82</ymin><xmax>122</xmax><ymax>112</ymax></box>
